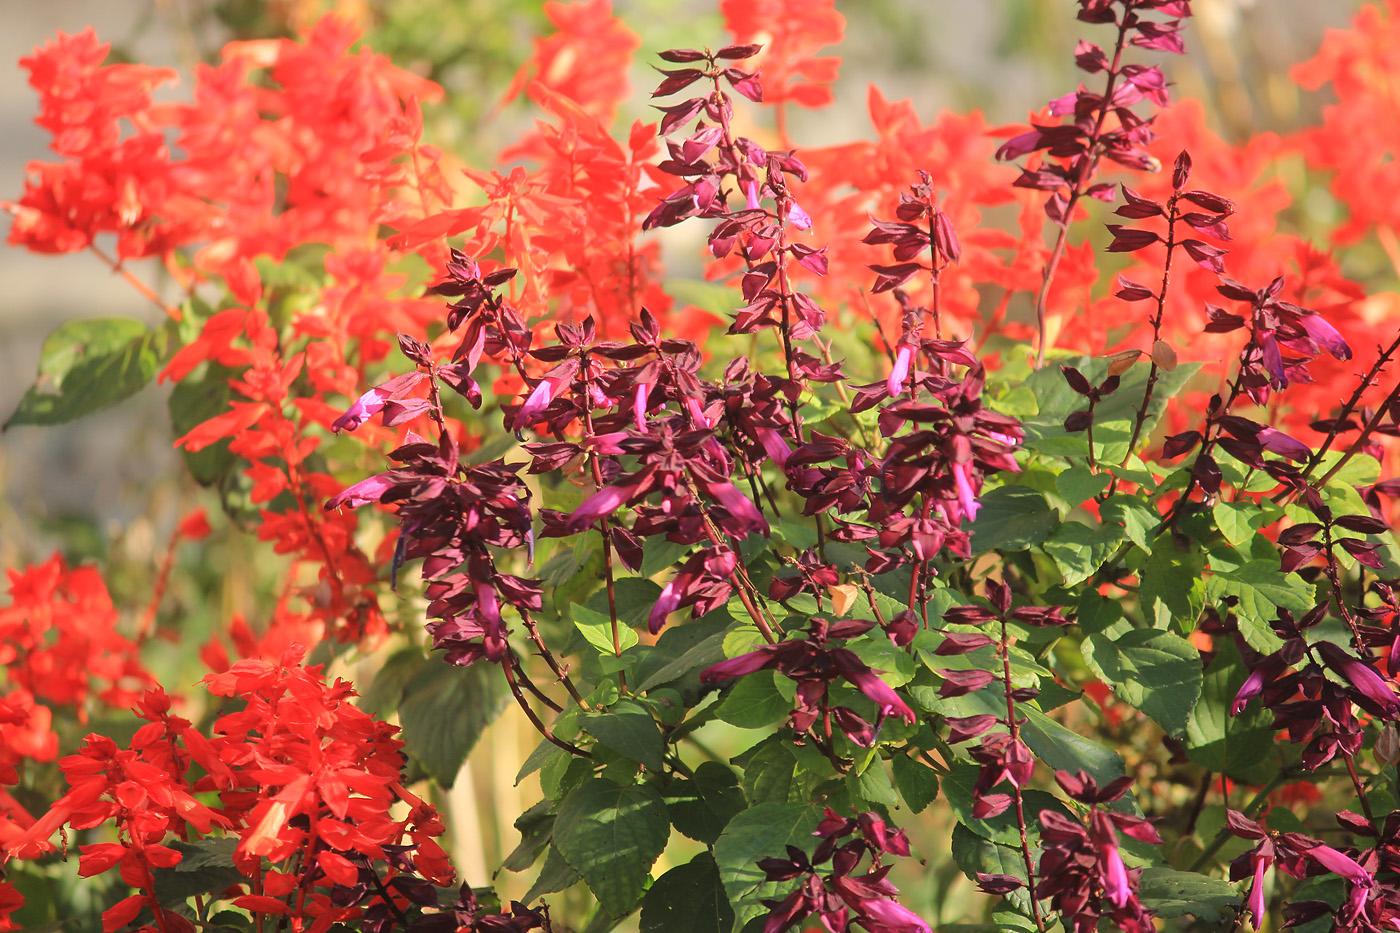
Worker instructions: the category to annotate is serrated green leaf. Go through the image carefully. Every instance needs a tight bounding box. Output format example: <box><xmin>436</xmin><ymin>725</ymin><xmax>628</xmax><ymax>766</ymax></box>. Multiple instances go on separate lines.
<box><xmin>716</xmin><ymin>671</ymin><xmax>791</xmax><ymax>728</ymax></box>
<box><xmin>1139</xmin><ymin>536</ymin><xmax>1206</xmax><ymax>631</ymax></box>
<box><xmin>1214</xmin><ymin>500</ymin><xmax>1268</xmax><ymax>548</ymax></box>
<box><xmin>968</xmin><ymin>485</ymin><xmax>1061</xmax><ymax>553</ymax></box>
<box><xmin>7</xmin><ymin>317</ymin><xmax>170</xmax><ymax>429</ymax></box>
<box><xmin>640</xmin><ymin>853</ymin><xmax>735</xmax><ymax>933</ymax></box>
<box><xmin>554</xmin><ymin>779</ymin><xmax>670</xmax><ymax>916</ymax></box>
<box><xmin>584</xmin><ymin>700</ymin><xmax>665</xmax><ymax>771</ymax></box>
<box><xmin>574</xmin><ymin>604</ymin><xmax>640</xmax><ymax>654</ymax></box>
<box><xmin>1042</xmin><ymin>520</ymin><xmax>1124</xmax><ymax>586</ymax></box>
<box><xmin>524</xmin><ymin>846</ymin><xmax>583</xmax><ymax>903</ymax></box>
<box><xmin>949</xmin><ymin>822</ymin><xmax>1037</xmax><ymax>918</ymax></box>
<box><xmin>1206</xmin><ymin>559</ymin><xmax>1313</xmax><ymax>654</ymax></box>
<box><xmin>1055</xmin><ymin>465</ymin><xmax>1111</xmax><ymax>509</ymax></box>
<box><xmin>1101</xmin><ymin>495</ymin><xmax>1161</xmax><ymax>551</ymax></box>
<box><xmin>635</xmin><ymin>615</ymin><xmax>734</xmax><ymax>692</ymax></box>
<box><xmin>668</xmin><ymin>761</ymin><xmax>746</xmax><ymax>844</ymax></box>
<box><xmin>587</xmin><ymin>578</ymin><xmax>665</xmax><ymax>631</ymax></box>
<box><xmin>1137</xmin><ymin>867</ymin><xmax>1239</xmax><ymax>923</ymax></box>
<box><xmin>890</xmin><ymin>754</ymin><xmax>940</xmax><ymax>813</ymax></box>
<box><xmin>1185</xmin><ymin>643</ymin><xmax>1276</xmax><ymax>780</ymax></box>
<box><xmin>1082</xmin><ymin>629</ymin><xmax>1201</xmax><ymax>737</ymax></box>
<box><xmin>398</xmin><ymin>661</ymin><xmax>505</xmax><ymax>787</ymax></box>
<box><xmin>1021</xmin><ymin>706</ymin><xmax>1126</xmax><ymax>786</ymax></box>
<box><xmin>714</xmin><ymin>803</ymin><xmax>823</xmax><ymax>930</ymax></box>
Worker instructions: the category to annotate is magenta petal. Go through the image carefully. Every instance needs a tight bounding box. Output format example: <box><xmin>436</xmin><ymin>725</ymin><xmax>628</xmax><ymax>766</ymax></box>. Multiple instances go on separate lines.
<box><xmin>1257</xmin><ymin>427</ymin><xmax>1311</xmax><ymax>462</ymax></box>
<box><xmin>700</xmin><ymin>650</ymin><xmax>774</xmax><ymax>683</ymax></box>
<box><xmin>1246</xmin><ymin>855</ymin><xmax>1269</xmax><ymax>925</ymax></box>
<box><xmin>1231</xmin><ymin>667</ymin><xmax>1265</xmax><ymax>715</ymax></box>
<box><xmin>514</xmin><ymin>378</ymin><xmax>556</xmax><ymax>430</ymax></box>
<box><xmin>786</xmin><ymin>200</ymin><xmax>813</xmax><ymax>231</ymax></box>
<box><xmin>744</xmin><ymin>181</ymin><xmax>761</xmax><ymax>211</ymax></box>
<box><xmin>325</xmin><ymin>472</ymin><xmax>395</xmax><ymax>510</ymax></box>
<box><xmin>1261</xmin><ymin>334</ymin><xmax>1288</xmax><ymax>389</ymax></box>
<box><xmin>633</xmin><ymin>382</ymin><xmax>650</xmax><ymax>431</ymax></box>
<box><xmin>757</xmin><ymin>427</ymin><xmax>792</xmax><ymax>468</ymax></box>
<box><xmin>1302</xmin><ymin>313</ymin><xmax>1353</xmax><ymax>361</ymax></box>
<box><xmin>1101</xmin><ymin>843</ymin><xmax>1132</xmax><ymax>908</ymax></box>
<box><xmin>567</xmin><ymin>484</ymin><xmax>630</xmax><ymax>533</ymax></box>
<box><xmin>1307</xmin><ymin>843</ymin><xmax>1371</xmax><ymax>885</ymax></box>
<box><xmin>332</xmin><ymin>386</ymin><xmax>391</xmax><ymax>433</ymax></box>
<box><xmin>709</xmin><ymin>481</ymin><xmax>770</xmax><ymax>536</ymax></box>
<box><xmin>648</xmin><ymin>581</ymin><xmax>682</xmax><ymax>633</ymax></box>
<box><xmin>952</xmin><ymin>461</ymin><xmax>980</xmax><ymax>522</ymax></box>
<box><xmin>887</xmin><ymin>344</ymin><xmax>913</xmax><ymax>397</ymax></box>
<box><xmin>852</xmin><ymin>896</ymin><xmax>929</xmax><ymax>933</ymax></box>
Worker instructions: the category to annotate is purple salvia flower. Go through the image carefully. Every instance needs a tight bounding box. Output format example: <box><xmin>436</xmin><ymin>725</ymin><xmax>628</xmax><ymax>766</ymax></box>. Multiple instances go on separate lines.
<box><xmin>514</xmin><ymin>377</ymin><xmax>557</xmax><ymax>430</ymax></box>
<box><xmin>1301</xmin><ymin>312</ymin><xmax>1353</xmax><ymax>360</ymax></box>
<box><xmin>887</xmin><ymin>344</ymin><xmax>913</xmax><ymax>397</ymax></box>
<box><xmin>1256</xmin><ymin>427</ymin><xmax>1311</xmax><ymax>462</ymax></box>
<box><xmin>1245</xmin><ymin>853</ymin><xmax>1270</xmax><ymax>926</ymax></box>
<box><xmin>1231</xmin><ymin>667</ymin><xmax>1266</xmax><ymax>715</ymax></box>
<box><xmin>325</xmin><ymin>472</ymin><xmax>396</xmax><ymax>510</ymax></box>
<box><xmin>331</xmin><ymin>371</ymin><xmax>426</xmax><ymax>433</ymax></box>
<box><xmin>707</xmin><ymin>481</ymin><xmax>770</xmax><ymax>536</ymax></box>
<box><xmin>757</xmin><ymin>427</ymin><xmax>793</xmax><ymax>468</ymax></box>
<box><xmin>952</xmin><ymin>461</ymin><xmax>980</xmax><ymax>523</ymax></box>
<box><xmin>567</xmin><ymin>483</ymin><xmax>632</xmax><ymax>533</ymax></box>
<box><xmin>786</xmin><ymin>200</ymin><xmax>813</xmax><ymax>231</ymax></box>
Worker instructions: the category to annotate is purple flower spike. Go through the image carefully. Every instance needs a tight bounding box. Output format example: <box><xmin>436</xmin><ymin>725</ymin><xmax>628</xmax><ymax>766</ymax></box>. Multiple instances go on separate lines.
<box><xmin>1301</xmin><ymin>313</ymin><xmax>1353</xmax><ymax>361</ymax></box>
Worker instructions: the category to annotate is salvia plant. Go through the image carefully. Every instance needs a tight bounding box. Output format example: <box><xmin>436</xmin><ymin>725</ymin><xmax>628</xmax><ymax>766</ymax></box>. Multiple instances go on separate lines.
<box><xmin>7</xmin><ymin>1</ymin><xmax>1400</xmax><ymax>932</ymax></box>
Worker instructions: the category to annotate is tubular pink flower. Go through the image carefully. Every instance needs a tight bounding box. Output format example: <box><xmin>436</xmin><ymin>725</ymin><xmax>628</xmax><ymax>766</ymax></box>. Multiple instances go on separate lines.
<box><xmin>887</xmin><ymin>344</ymin><xmax>913</xmax><ymax>396</ymax></box>
<box><xmin>514</xmin><ymin>377</ymin><xmax>557</xmax><ymax>430</ymax></box>
<box><xmin>700</xmin><ymin>649</ymin><xmax>775</xmax><ymax>682</ymax></box>
<box><xmin>1246</xmin><ymin>854</ymin><xmax>1269</xmax><ymax>925</ymax></box>
<box><xmin>1256</xmin><ymin>427</ymin><xmax>1310</xmax><ymax>462</ymax></box>
<box><xmin>952</xmin><ymin>461</ymin><xmax>980</xmax><ymax>522</ymax></box>
<box><xmin>757</xmin><ymin>427</ymin><xmax>792</xmax><ymax>468</ymax></box>
<box><xmin>744</xmin><ymin>181</ymin><xmax>762</xmax><ymax>211</ymax></box>
<box><xmin>832</xmin><ymin>652</ymin><xmax>915</xmax><ymax>724</ymax></box>
<box><xmin>786</xmin><ymin>200</ymin><xmax>813</xmax><ymax>231</ymax></box>
<box><xmin>325</xmin><ymin>472</ymin><xmax>395</xmax><ymax>510</ymax></box>
<box><xmin>567</xmin><ymin>483</ymin><xmax>631</xmax><ymax>533</ymax></box>
<box><xmin>1306</xmin><ymin>842</ymin><xmax>1370</xmax><ymax>885</ymax></box>
<box><xmin>648</xmin><ymin>582</ymin><xmax>683</xmax><ymax>633</ymax></box>
<box><xmin>331</xmin><ymin>385</ymin><xmax>392</xmax><ymax>433</ymax></box>
<box><xmin>633</xmin><ymin>382</ymin><xmax>650</xmax><ymax>430</ymax></box>
<box><xmin>1301</xmin><ymin>313</ymin><xmax>1352</xmax><ymax>361</ymax></box>
<box><xmin>853</xmin><ymin>896</ymin><xmax>930</xmax><ymax>933</ymax></box>
<box><xmin>709</xmin><ymin>481</ymin><xmax>770</xmax><ymax>536</ymax></box>
<box><xmin>1101</xmin><ymin>840</ymin><xmax>1132</xmax><ymax>908</ymax></box>
<box><xmin>1231</xmin><ymin>667</ymin><xmax>1265</xmax><ymax>715</ymax></box>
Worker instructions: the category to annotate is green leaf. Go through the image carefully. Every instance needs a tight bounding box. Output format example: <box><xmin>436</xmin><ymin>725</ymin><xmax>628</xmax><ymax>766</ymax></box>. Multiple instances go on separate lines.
<box><xmin>1184</xmin><ymin>643</ymin><xmax>1276</xmax><ymax>781</ymax></box>
<box><xmin>588</xmin><ymin>578</ymin><xmax>665</xmax><ymax>631</ymax></box>
<box><xmin>714</xmin><ymin>803</ymin><xmax>823</xmax><ymax>930</ymax></box>
<box><xmin>583</xmin><ymin>700</ymin><xmax>665</xmax><ymax>771</ymax></box>
<box><xmin>949</xmin><ymin>823</ymin><xmax>1037</xmax><ymax>919</ymax></box>
<box><xmin>524</xmin><ymin>846</ymin><xmax>583</xmax><ymax>903</ymax></box>
<box><xmin>574</xmin><ymin>604</ymin><xmax>640</xmax><ymax>654</ymax></box>
<box><xmin>635</xmin><ymin>614</ymin><xmax>734</xmax><ymax>693</ymax></box>
<box><xmin>6</xmin><ymin>317</ymin><xmax>170</xmax><ymax>429</ymax></box>
<box><xmin>357</xmin><ymin>647</ymin><xmax>428</xmax><ymax>717</ymax></box>
<box><xmin>1213</xmin><ymin>500</ymin><xmax>1270</xmax><ymax>548</ymax></box>
<box><xmin>890</xmin><ymin>753</ymin><xmax>940</xmax><ymax>813</ymax></box>
<box><xmin>1055</xmin><ymin>465</ymin><xmax>1110</xmax><ymax>509</ymax></box>
<box><xmin>398</xmin><ymin>660</ymin><xmax>505</xmax><ymax>787</ymax></box>
<box><xmin>152</xmin><ymin>839</ymin><xmax>245</xmax><ymax>905</ymax></box>
<box><xmin>1081</xmin><ymin>629</ymin><xmax>1201</xmax><ymax>737</ymax></box>
<box><xmin>640</xmin><ymin>853</ymin><xmax>735</xmax><ymax>933</ymax></box>
<box><xmin>553</xmin><ymin>778</ymin><xmax>670</xmax><ymax>916</ymax></box>
<box><xmin>1100</xmin><ymin>495</ymin><xmax>1161</xmax><ymax>552</ymax></box>
<box><xmin>740</xmin><ymin>736</ymin><xmax>803</xmax><ymax>805</ymax></box>
<box><xmin>668</xmin><ymin>761</ymin><xmax>746</xmax><ymax>844</ymax></box>
<box><xmin>1206</xmin><ymin>559</ymin><xmax>1313</xmax><ymax>654</ymax></box>
<box><xmin>969</xmin><ymin>485</ymin><xmax>1061</xmax><ymax>553</ymax></box>
<box><xmin>168</xmin><ymin>360</ymin><xmax>240</xmax><ymax>485</ymax></box>
<box><xmin>503</xmin><ymin>801</ymin><xmax>554</xmax><ymax>872</ymax></box>
<box><xmin>1138</xmin><ymin>536</ymin><xmax>1206</xmax><ymax>631</ymax></box>
<box><xmin>1021</xmin><ymin>705</ymin><xmax>1126</xmax><ymax>787</ymax></box>
<box><xmin>716</xmin><ymin>671</ymin><xmax>791</xmax><ymax>728</ymax></box>
<box><xmin>1020</xmin><ymin>357</ymin><xmax>1202</xmax><ymax>462</ymax></box>
<box><xmin>1137</xmin><ymin>867</ymin><xmax>1240</xmax><ymax>923</ymax></box>
<box><xmin>1042</xmin><ymin>520</ymin><xmax>1124</xmax><ymax>586</ymax></box>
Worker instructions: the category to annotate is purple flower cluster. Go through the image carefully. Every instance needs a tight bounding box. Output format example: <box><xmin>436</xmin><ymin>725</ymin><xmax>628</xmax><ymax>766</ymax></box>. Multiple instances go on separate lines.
<box><xmin>1034</xmin><ymin>771</ymin><xmax>1161</xmax><ymax>933</ymax></box>
<box><xmin>997</xmin><ymin>0</ymin><xmax>1192</xmax><ymax>223</ymax></box>
<box><xmin>701</xmin><ymin>618</ymin><xmax>914</xmax><ymax>748</ymax></box>
<box><xmin>756</xmin><ymin>809</ymin><xmax>929</xmax><ymax>933</ymax></box>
